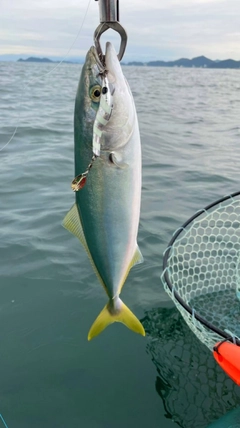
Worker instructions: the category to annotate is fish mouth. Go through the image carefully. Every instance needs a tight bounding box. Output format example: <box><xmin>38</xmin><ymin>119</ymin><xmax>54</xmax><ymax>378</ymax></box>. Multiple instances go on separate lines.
<box><xmin>105</xmin><ymin>42</ymin><xmax>123</xmax><ymax>83</ymax></box>
<box><xmin>86</xmin><ymin>43</ymin><xmax>122</xmax><ymax>79</ymax></box>
<box><xmin>105</xmin><ymin>41</ymin><xmax>117</xmax><ymax>59</ymax></box>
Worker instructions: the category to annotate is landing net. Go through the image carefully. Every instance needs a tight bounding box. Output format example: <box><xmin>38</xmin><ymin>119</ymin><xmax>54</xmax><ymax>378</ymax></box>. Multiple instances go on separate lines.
<box><xmin>161</xmin><ymin>191</ymin><xmax>240</xmax><ymax>351</ymax></box>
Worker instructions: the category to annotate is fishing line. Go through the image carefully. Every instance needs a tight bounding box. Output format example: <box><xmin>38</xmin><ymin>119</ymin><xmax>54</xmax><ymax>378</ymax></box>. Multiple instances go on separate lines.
<box><xmin>0</xmin><ymin>414</ymin><xmax>9</xmax><ymax>428</ymax></box>
<box><xmin>0</xmin><ymin>0</ymin><xmax>92</xmax><ymax>153</ymax></box>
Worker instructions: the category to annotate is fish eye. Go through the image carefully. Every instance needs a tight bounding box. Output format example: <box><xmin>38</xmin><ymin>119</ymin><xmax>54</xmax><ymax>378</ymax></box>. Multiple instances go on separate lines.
<box><xmin>90</xmin><ymin>85</ymin><xmax>101</xmax><ymax>103</ymax></box>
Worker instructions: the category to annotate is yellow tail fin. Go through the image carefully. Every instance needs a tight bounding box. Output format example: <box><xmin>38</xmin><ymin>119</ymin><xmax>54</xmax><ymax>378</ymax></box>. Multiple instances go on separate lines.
<box><xmin>88</xmin><ymin>298</ymin><xmax>145</xmax><ymax>341</ymax></box>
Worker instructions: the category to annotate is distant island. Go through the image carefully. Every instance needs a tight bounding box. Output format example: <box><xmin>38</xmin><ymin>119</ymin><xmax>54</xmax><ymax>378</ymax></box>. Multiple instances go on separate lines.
<box><xmin>17</xmin><ymin>55</ymin><xmax>240</xmax><ymax>69</ymax></box>
<box><xmin>127</xmin><ymin>56</ymin><xmax>240</xmax><ymax>69</ymax></box>
<box><xmin>17</xmin><ymin>57</ymin><xmax>76</xmax><ymax>64</ymax></box>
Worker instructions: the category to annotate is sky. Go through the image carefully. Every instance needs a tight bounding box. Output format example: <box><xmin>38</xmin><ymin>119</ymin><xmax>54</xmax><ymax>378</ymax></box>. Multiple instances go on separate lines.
<box><xmin>1</xmin><ymin>0</ymin><xmax>240</xmax><ymax>62</ymax></box>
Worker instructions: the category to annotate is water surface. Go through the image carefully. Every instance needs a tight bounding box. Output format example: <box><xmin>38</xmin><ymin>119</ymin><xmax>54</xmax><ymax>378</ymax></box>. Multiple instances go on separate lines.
<box><xmin>1</xmin><ymin>62</ymin><xmax>240</xmax><ymax>427</ymax></box>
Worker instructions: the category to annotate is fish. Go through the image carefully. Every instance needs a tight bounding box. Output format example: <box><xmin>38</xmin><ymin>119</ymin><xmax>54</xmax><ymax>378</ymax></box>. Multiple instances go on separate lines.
<box><xmin>63</xmin><ymin>42</ymin><xmax>145</xmax><ymax>340</ymax></box>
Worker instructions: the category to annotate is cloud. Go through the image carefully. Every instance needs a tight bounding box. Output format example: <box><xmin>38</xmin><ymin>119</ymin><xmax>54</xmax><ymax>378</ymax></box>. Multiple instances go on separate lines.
<box><xmin>1</xmin><ymin>0</ymin><xmax>240</xmax><ymax>61</ymax></box>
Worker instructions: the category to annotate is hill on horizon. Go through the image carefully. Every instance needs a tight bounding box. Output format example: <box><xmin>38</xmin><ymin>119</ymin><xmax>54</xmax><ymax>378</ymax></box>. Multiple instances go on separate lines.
<box><xmin>145</xmin><ymin>55</ymin><xmax>240</xmax><ymax>69</ymax></box>
<box><xmin>4</xmin><ymin>54</ymin><xmax>239</xmax><ymax>69</ymax></box>
<box><xmin>17</xmin><ymin>56</ymin><xmax>78</xmax><ymax>64</ymax></box>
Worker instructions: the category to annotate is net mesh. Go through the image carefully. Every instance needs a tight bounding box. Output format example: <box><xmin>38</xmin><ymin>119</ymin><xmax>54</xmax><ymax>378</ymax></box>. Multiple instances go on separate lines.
<box><xmin>161</xmin><ymin>194</ymin><xmax>240</xmax><ymax>350</ymax></box>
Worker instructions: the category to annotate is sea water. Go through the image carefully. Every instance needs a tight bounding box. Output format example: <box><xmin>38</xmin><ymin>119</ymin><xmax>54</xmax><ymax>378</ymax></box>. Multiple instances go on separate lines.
<box><xmin>1</xmin><ymin>62</ymin><xmax>240</xmax><ymax>427</ymax></box>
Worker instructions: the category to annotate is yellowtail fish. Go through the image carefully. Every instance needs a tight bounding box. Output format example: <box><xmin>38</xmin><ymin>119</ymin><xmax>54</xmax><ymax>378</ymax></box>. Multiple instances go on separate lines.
<box><xmin>63</xmin><ymin>42</ymin><xmax>145</xmax><ymax>340</ymax></box>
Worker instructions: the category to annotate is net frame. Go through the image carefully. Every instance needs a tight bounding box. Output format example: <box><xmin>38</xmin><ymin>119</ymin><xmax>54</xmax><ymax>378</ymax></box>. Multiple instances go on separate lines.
<box><xmin>162</xmin><ymin>190</ymin><xmax>240</xmax><ymax>350</ymax></box>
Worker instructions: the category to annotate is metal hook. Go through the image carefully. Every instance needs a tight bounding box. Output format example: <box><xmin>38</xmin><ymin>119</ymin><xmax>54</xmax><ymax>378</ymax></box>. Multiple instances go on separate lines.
<box><xmin>95</xmin><ymin>0</ymin><xmax>119</xmax><ymax>22</ymax></box>
<box><xmin>94</xmin><ymin>0</ymin><xmax>127</xmax><ymax>62</ymax></box>
<box><xmin>94</xmin><ymin>22</ymin><xmax>127</xmax><ymax>63</ymax></box>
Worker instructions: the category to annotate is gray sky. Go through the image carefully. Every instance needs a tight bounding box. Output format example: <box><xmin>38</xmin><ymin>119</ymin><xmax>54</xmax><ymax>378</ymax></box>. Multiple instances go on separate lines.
<box><xmin>1</xmin><ymin>0</ymin><xmax>240</xmax><ymax>61</ymax></box>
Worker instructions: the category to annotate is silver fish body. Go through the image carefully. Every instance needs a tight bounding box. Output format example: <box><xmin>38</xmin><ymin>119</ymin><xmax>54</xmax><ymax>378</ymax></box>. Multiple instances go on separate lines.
<box><xmin>63</xmin><ymin>42</ymin><xmax>145</xmax><ymax>340</ymax></box>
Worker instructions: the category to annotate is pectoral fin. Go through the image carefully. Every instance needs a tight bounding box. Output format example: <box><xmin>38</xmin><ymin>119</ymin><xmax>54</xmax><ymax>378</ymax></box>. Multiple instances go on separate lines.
<box><xmin>109</xmin><ymin>152</ymin><xmax>127</xmax><ymax>168</ymax></box>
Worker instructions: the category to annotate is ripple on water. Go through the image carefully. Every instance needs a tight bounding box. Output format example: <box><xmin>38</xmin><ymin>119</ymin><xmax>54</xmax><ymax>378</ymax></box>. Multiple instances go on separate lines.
<box><xmin>1</xmin><ymin>65</ymin><xmax>240</xmax><ymax>286</ymax></box>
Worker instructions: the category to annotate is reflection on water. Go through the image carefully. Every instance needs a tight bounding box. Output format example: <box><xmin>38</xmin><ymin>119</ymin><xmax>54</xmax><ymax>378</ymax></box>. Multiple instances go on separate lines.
<box><xmin>142</xmin><ymin>306</ymin><xmax>240</xmax><ymax>428</ymax></box>
<box><xmin>206</xmin><ymin>405</ymin><xmax>240</xmax><ymax>427</ymax></box>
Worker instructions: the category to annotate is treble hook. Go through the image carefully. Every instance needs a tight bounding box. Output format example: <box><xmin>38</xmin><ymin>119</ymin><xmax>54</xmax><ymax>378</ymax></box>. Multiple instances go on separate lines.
<box><xmin>94</xmin><ymin>0</ymin><xmax>127</xmax><ymax>63</ymax></box>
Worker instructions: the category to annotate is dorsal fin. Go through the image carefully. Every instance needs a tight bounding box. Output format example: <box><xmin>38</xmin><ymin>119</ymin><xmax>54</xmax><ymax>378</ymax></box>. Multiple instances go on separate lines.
<box><xmin>62</xmin><ymin>204</ymin><xmax>108</xmax><ymax>294</ymax></box>
<box><xmin>62</xmin><ymin>204</ymin><xmax>88</xmax><ymax>249</ymax></box>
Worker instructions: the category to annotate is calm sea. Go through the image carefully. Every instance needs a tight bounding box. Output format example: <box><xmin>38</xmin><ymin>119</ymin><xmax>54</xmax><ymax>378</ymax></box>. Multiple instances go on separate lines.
<box><xmin>1</xmin><ymin>61</ymin><xmax>240</xmax><ymax>428</ymax></box>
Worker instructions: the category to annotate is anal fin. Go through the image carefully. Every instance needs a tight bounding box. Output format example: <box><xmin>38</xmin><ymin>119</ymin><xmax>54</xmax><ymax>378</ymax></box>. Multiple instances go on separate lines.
<box><xmin>130</xmin><ymin>245</ymin><xmax>144</xmax><ymax>268</ymax></box>
<box><xmin>118</xmin><ymin>245</ymin><xmax>144</xmax><ymax>294</ymax></box>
